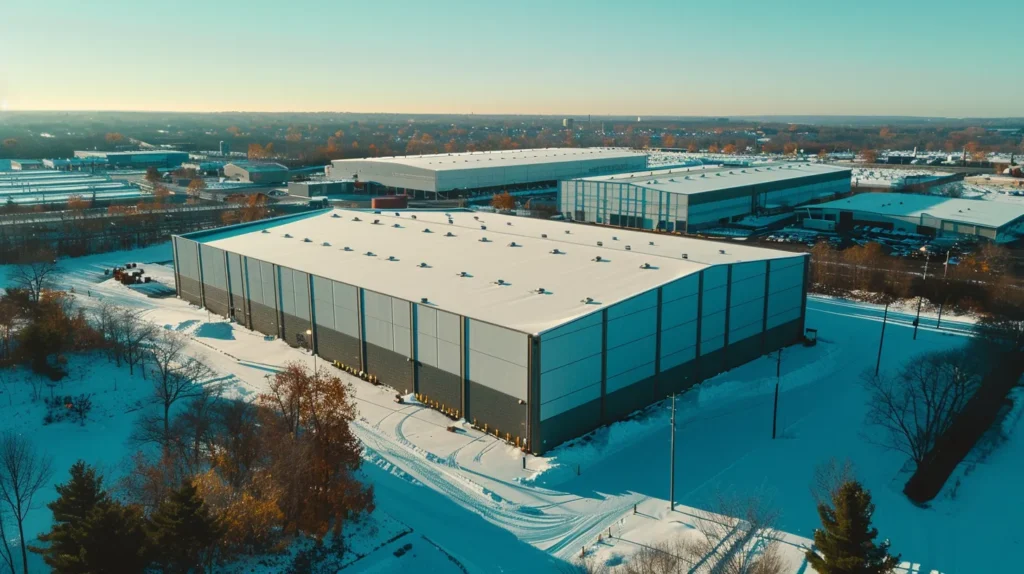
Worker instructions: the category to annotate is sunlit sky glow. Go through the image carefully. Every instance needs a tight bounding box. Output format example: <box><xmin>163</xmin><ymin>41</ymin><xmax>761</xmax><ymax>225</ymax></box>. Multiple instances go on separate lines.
<box><xmin>0</xmin><ymin>0</ymin><xmax>1021</xmax><ymax>117</ymax></box>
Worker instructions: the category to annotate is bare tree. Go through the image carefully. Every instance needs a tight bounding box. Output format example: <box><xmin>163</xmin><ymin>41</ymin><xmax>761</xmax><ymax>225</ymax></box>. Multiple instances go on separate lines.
<box><xmin>0</xmin><ymin>500</ymin><xmax>16</xmax><ymax>574</ymax></box>
<box><xmin>864</xmin><ymin>349</ymin><xmax>982</xmax><ymax>466</ymax></box>
<box><xmin>686</xmin><ymin>492</ymin><xmax>784</xmax><ymax>574</ymax></box>
<box><xmin>9</xmin><ymin>253</ymin><xmax>60</xmax><ymax>304</ymax></box>
<box><xmin>120</xmin><ymin>309</ymin><xmax>156</xmax><ymax>376</ymax></box>
<box><xmin>147</xmin><ymin>330</ymin><xmax>217</xmax><ymax>445</ymax></box>
<box><xmin>811</xmin><ymin>458</ymin><xmax>857</xmax><ymax>507</ymax></box>
<box><xmin>0</xmin><ymin>432</ymin><xmax>54</xmax><ymax>574</ymax></box>
<box><xmin>619</xmin><ymin>538</ymin><xmax>690</xmax><ymax>574</ymax></box>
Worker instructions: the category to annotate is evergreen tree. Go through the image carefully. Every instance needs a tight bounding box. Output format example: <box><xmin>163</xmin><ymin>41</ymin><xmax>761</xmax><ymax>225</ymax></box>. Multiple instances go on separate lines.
<box><xmin>806</xmin><ymin>481</ymin><xmax>900</xmax><ymax>574</ymax></box>
<box><xmin>75</xmin><ymin>501</ymin><xmax>151</xmax><ymax>574</ymax></box>
<box><xmin>148</xmin><ymin>480</ymin><xmax>225</xmax><ymax>573</ymax></box>
<box><xmin>29</xmin><ymin>460</ymin><xmax>108</xmax><ymax>572</ymax></box>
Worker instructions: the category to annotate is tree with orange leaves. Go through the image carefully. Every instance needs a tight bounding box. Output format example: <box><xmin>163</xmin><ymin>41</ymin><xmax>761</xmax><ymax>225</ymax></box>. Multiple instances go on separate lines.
<box><xmin>708</xmin><ymin>143</ymin><xmax>720</xmax><ymax>154</ymax></box>
<box><xmin>491</xmin><ymin>192</ymin><xmax>516</xmax><ymax>211</ymax></box>
<box><xmin>722</xmin><ymin>144</ymin><xmax>737</xmax><ymax>154</ymax></box>
<box><xmin>783</xmin><ymin>142</ymin><xmax>798</xmax><ymax>155</ymax></box>
<box><xmin>862</xmin><ymin>149</ymin><xmax>878</xmax><ymax>163</ymax></box>
<box><xmin>686</xmin><ymin>142</ymin><xmax>698</xmax><ymax>153</ymax></box>
<box><xmin>257</xmin><ymin>362</ymin><xmax>373</xmax><ymax>538</ymax></box>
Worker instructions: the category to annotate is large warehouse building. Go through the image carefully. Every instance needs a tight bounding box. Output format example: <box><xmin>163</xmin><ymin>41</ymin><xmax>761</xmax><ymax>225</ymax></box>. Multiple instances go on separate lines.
<box><xmin>560</xmin><ymin>163</ymin><xmax>852</xmax><ymax>232</ymax></box>
<box><xmin>806</xmin><ymin>192</ymin><xmax>1024</xmax><ymax>243</ymax></box>
<box><xmin>328</xmin><ymin>148</ymin><xmax>648</xmax><ymax>198</ymax></box>
<box><xmin>172</xmin><ymin>209</ymin><xmax>808</xmax><ymax>453</ymax></box>
<box><xmin>73</xmin><ymin>150</ymin><xmax>189</xmax><ymax>169</ymax></box>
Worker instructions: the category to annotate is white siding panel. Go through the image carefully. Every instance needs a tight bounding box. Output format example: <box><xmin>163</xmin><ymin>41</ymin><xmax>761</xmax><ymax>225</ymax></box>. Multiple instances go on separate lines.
<box><xmin>393</xmin><ymin>326</ymin><xmax>412</xmax><ymax>357</ymax></box>
<box><xmin>437</xmin><ymin>339</ymin><xmax>462</xmax><ymax>376</ymax></box>
<box><xmin>417</xmin><ymin>332</ymin><xmax>438</xmax><ymax>367</ymax></box>
<box><xmin>468</xmin><ymin>350</ymin><xmax>526</xmax><ymax>401</ymax></box>
<box><xmin>292</xmin><ymin>270</ymin><xmax>310</xmax><ymax>320</ymax></box>
<box><xmin>278</xmin><ymin>267</ymin><xmax>295</xmax><ymax>316</ymax></box>
<box><xmin>468</xmin><ymin>320</ymin><xmax>527</xmax><ymax>367</ymax></box>
<box><xmin>244</xmin><ymin>258</ymin><xmax>263</xmax><ymax>303</ymax></box>
<box><xmin>364</xmin><ymin>316</ymin><xmax>393</xmax><ymax>350</ymax></box>
<box><xmin>392</xmin><ymin>299</ymin><xmax>411</xmax><ymax>329</ymax></box>
<box><xmin>259</xmin><ymin>262</ymin><xmax>276</xmax><ymax>308</ymax></box>
<box><xmin>436</xmin><ymin>310</ymin><xmax>461</xmax><ymax>344</ymax></box>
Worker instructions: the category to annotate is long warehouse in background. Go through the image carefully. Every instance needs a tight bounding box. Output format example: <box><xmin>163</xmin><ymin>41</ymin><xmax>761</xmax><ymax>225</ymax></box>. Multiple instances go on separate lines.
<box><xmin>327</xmin><ymin>148</ymin><xmax>648</xmax><ymax>198</ymax></box>
<box><xmin>560</xmin><ymin>163</ymin><xmax>852</xmax><ymax>232</ymax></box>
<box><xmin>172</xmin><ymin>208</ymin><xmax>809</xmax><ymax>453</ymax></box>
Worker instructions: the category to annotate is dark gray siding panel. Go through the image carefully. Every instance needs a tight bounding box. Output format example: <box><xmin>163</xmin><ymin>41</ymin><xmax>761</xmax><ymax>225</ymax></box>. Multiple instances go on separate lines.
<box><xmin>726</xmin><ymin>333</ymin><xmax>763</xmax><ymax>371</ymax></box>
<box><xmin>417</xmin><ymin>363</ymin><xmax>462</xmax><ymax>415</ymax></box>
<box><xmin>282</xmin><ymin>313</ymin><xmax>312</xmax><ymax>348</ymax></box>
<box><xmin>603</xmin><ymin>376</ymin><xmax>656</xmax><ymax>422</ymax></box>
<box><xmin>365</xmin><ymin>343</ymin><xmax>414</xmax><ymax>393</ymax></box>
<box><xmin>178</xmin><ymin>276</ymin><xmax>203</xmax><ymax>306</ymax></box>
<box><xmin>316</xmin><ymin>326</ymin><xmax>362</xmax><ymax>369</ymax></box>
<box><xmin>249</xmin><ymin>301</ymin><xmax>278</xmax><ymax>339</ymax></box>
<box><xmin>204</xmin><ymin>285</ymin><xmax>230</xmax><ymax>317</ymax></box>
<box><xmin>658</xmin><ymin>359</ymin><xmax>699</xmax><ymax>396</ymax></box>
<box><xmin>537</xmin><ymin>398</ymin><xmax>601</xmax><ymax>453</ymax></box>
<box><xmin>467</xmin><ymin>381</ymin><xmax>527</xmax><ymax>441</ymax></box>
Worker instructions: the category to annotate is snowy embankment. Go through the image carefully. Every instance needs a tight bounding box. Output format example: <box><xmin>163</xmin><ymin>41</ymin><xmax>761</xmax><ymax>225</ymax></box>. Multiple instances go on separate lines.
<box><xmin>2</xmin><ymin>243</ymin><xmax>1019</xmax><ymax>573</ymax></box>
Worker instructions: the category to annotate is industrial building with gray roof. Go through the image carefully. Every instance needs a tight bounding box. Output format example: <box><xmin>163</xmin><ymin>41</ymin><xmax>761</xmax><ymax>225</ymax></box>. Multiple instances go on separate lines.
<box><xmin>560</xmin><ymin>163</ymin><xmax>852</xmax><ymax>232</ymax></box>
<box><xmin>328</xmin><ymin>148</ymin><xmax>648</xmax><ymax>198</ymax></box>
<box><xmin>173</xmin><ymin>208</ymin><xmax>809</xmax><ymax>453</ymax></box>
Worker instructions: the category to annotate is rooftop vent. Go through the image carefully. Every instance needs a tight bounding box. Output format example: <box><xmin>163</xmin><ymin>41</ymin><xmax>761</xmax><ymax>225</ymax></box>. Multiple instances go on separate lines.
<box><xmin>322</xmin><ymin>242</ymin><xmax>331</xmax><ymax>247</ymax></box>
<box><xmin>261</xmin><ymin>229</ymin><xmax>270</xmax><ymax>234</ymax></box>
<box><xmin>479</xmin><ymin>237</ymin><xmax>490</xmax><ymax>242</ymax></box>
<box><xmin>597</xmin><ymin>241</ymin><xmax>603</xmax><ymax>247</ymax></box>
<box><xmin>508</xmin><ymin>241</ymin><xmax>518</xmax><ymax>247</ymax></box>
<box><xmin>393</xmin><ymin>223</ymin><xmax>401</xmax><ymax>228</ymax></box>
<box><xmin>682</xmin><ymin>253</ymin><xmax>688</xmax><ymax>259</ymax></box>
<box><xmin>541</xmin><ymin>234</ymin><xmax>547</xmax><ymax>238</ymax></box>
<box><xmin>625</xmin><ymin>245</ymin><xmax>632</xmax><ymax>251</ymax></box>
<box><xmin>536</xmin><ymin>287</ymin><xmax>547</xmax><ymax>294</ymax></box>
<box><xmin>649</xmin><ymin>241</ymin><xmax>654</xmax><ymax>246</ymax></box>
<box><xmin>423</xmin><ymin>228</ymin><xmax>432</xmax><ymax>233</ymax></box>
<box><xmin>331</xmin><ymin>213</ymin><xmax>340</xmax><ymax>218</ymax></box>
<box><xmin>612</xmin><ymin>236</ymin><xmax>618</xmax><ymax>241</ymax></box>
<box><xmin>365</xmin><ymin>251</ymin><xmax>375</xmax><ymax>256</ymax></box>
<box><xmin>593</xmin><ymin>255</ymin><xmax>603</xmax><ymax>262</ymax></box>
<box><xmin>343</xmin><ymin>246</ymin><xmax>352</xmax><ymax>252</ymax></box>
<box><xmin>719</xmin><ymin>249</ymin><xmax>726</xmax><ymax>254</ymax></box>
<box><xmin>445</xmin><ymin>232</ymin><xmax>455</xmax><ymax>237</ymax></box>
<box><xmin>581</xmin><ymin>297</ymin><xmax>594</xmax><ymax>304</ymax></box>
<box><xmin>640</xmin><ymin>263</ymin><xmax>651</xmax><ymax>269</ymax></box>
<box><xmin>448</xmin><ymin>219</ymin><xmax>454</xmax><ymax>224</ymax></box>
<box><xmin>418</xmin><ymin>262</ymin><xmax>428</xmax><ymax>268</ymax></box>
<box><xmin>506</xmin><ymin>222</ymin><xmax>512</xmax><ymax>226</ymax></box>
<box><xmin>302</xmin><ymin>238</ymin><xmax>311</xmax><ymax>243</ymax></box>
<box><xmin>353</xmin><ymin>216</ymin><xmax>362</xmax><ymax>222</ymax></box>
<box><xmin>387</xmin><ymin>256</ymin><xmax>397</xmax><ymax>261</ymax></box>
<box><xmin>473</xmin><ymin>216</ymin><xmax>479</xmax><ymax>220</ymax></box>
<box><xmin>372</xmin><ymin>219</ymin><xmax>380</xmax><ymax>225</ymax></box>
<box><xmin>458</xmin><ymin>271</ymin><xmax>469</xmax><ymax>277</ymax></box>
<box><xmin>284</xmin><ymin>233</ymin><xmax>293</xmax><ymax>238</ymax></box>
<box><xmin>495</xmin><ymin>279</ymin><xmax>506</xmax><ymax>286</ymax></box>
<box><xmin>565</xmin><ymin>230</ymin><xmax>571</xmax><ymax>234</ymax></box>
<box><xmin>411</xmin><ymin>214</ymin><xmax>417</xmax><ymax>219</ymax></box>
<box><xmin>395</xmin><ymin>212</ymin><xmax>401</xmax><ymax>216</ymax></box>
<box><xmin>480</xmin><ymin>225</ymin><xmax>487</xmax><ymax>230</ymax></box>
<box><xmin>420</xmin><ymin>297</ymin><xmax>429</xmax><ymax>304</ymax></box>
<box><xmin>550</xmin><ymin>248</ymin><xmax>562</xmax><ymax>255</ymax></box>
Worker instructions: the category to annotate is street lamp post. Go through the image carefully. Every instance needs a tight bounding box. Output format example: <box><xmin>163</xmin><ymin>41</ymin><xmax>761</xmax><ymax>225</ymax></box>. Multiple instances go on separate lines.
<box><xmin>669</xmin><ymin>392</ymin><xmax>676</xmax><ymax>511</ymax></box>
<box><xmin>772</xmin><ymin>348</ymin><xmax>782</xmax><ymax>440</ymax></box>
<box><xmin>876</xmin><ymin>301</ymin><xmax>890</xmax><ymax>376</ymax></box>
<box><xmin>913</xmin><ymin>254</ymin><xmax>931</xmax><ymax>341</ymax></box>
<box><xmin>305</xmin><ymin>328</ymin><xmax>315</xmax><ymax>373</ymax></box>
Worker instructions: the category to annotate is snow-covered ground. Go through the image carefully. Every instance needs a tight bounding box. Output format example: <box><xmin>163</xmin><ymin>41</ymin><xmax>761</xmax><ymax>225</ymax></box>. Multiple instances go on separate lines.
<box><xmin>2</xmin><ymin>244</ymin><xmax>1021</xmax><ymax>573</ymax></box>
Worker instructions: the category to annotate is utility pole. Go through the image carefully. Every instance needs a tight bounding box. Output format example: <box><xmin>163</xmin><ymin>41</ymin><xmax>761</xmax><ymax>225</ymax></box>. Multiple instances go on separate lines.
<box><xmin>876</xmin><ymin>301</ymin><xmax>889</xmax><ymax>376</ymax></box>
<box><xmin>913</xmin><ymin>254</ymin><xmax>930</xmax><ymax>341</ymax></box>
<box><xmin>669</xmin><ymin>393</ymin><xmax>676</xmax><ymax>511</ymax></box>
<box><xmin>772</xmin><ymin>348</ymin><xmax>782</xmax><ymax>439</ymax></box>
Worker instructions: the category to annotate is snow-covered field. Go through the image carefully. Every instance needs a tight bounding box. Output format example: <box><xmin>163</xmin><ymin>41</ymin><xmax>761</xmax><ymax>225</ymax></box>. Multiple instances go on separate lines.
<box><xmin>2</xmin><ymin>244</ymin><xmax>1021</xmax><ymax>573</ymax></box>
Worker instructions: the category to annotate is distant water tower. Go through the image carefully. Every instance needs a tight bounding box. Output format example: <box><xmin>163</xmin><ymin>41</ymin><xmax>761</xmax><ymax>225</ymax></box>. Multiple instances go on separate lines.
<box><xmin>219</xmin><ymin>141</ymin><xmax>230</xmax><ymax>156</ymax></box>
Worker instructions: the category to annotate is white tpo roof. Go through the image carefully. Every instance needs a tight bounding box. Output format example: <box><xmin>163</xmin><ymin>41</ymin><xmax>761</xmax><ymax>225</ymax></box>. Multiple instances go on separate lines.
<box><xmin>332</xmin><ymin>147</ymin><xmax>646</xmax><ymax>173</ymax></box>
<box><xmin>813</xmin><ymin>192</ymin><xmax>1024</xmax><ymax>229</ymax></box>
<box><xmin>196</xmin><ymin>209</ymin><xmax>801</xmax><ymax>334</ymax></box>
<box><xmin>578</xmin><ymin>163</ymin><xmax>851</xmax><ymax>195</ymax></box>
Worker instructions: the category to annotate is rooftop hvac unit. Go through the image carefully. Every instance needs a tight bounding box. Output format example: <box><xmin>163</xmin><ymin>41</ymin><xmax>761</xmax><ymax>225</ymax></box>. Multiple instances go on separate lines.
<box><xmin>420</xmin><ymin>297</ymin><xmax>429</xmax><ymax>304</ymax></box>
<box><xmin>393</xmin><ymin>223</ymin><xmax>401</xmax><ymax>228</ymax></box>
<box><xmin>648</xmin><ymin>241</ymin><xmax>654</xmax><ymax>246</ymax></box>
<box><xmin>473</xmin><ymin>216</ymin><xmax>479</xmax><ymax>220</ymax></box>
<box><xmin>612</xmin><ymin>236</ymin><xmax>618</xmax><ymax>241</ymax></box>
<box><xmin>411</xmin><ymin>215</ymin><xmax>417</xmax><ymax>219</ymax></box>
<box><xmin>681</xmin><ymin>253</ymin><xmax>688</xmax><ymax>259</ymax></box>
<box><xmin>506</xmin><ymin>222</ymin><xmax>512</xmax><ymax>226</ymax></box>
<box><xmin>541</xmin><ymin>234</ymin><xmax>547</xmax><ymax>238</ymax></box>
<box><xmin>625</xmin><ymin>245</ymin><xmax>631</xmax><ymax>251</ymax></box>
<box><xmin>597</xmin><ymin>241</ymin><xmax>603</xmax><ymax>246</ymax></box>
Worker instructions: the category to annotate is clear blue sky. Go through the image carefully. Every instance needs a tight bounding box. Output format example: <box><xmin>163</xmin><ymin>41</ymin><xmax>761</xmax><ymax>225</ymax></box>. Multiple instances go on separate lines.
<box><xmin>1</xmin><ymin>0</ymin><xmax>1020</xmax><ymax>117</ymax></box>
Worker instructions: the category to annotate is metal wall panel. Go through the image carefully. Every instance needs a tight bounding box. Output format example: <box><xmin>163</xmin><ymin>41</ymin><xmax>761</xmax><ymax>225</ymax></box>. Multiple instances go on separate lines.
<box><xmin>198</xmin><ymin>244</ymin><xmax>226</xmax><ymax>290</ymax></box>
<box><xmin>259</xmin><ymin>262</ymin><xmax>276</xmax><ymax>308</ymax></box>
<box><xmin>729</xmin><ymin>261</ymin><xmax>766</xmax><ymax>343</ymax></box>
<box><xmin>174</xmin><ymin>237</ymin><xmax>200</xmax><ymax>280</ymax></box>
<box><xmin>539</xmin><ymin>313</ymin><xmax>602</xmax><ymax>421</ymax></box>
<box><xmin>466</xmin><ymin>319</ymin><xmax>527</xmax><ymax>401</ymax></box>
<box><xmin>605</xmin><ymin>291</ymin><xmax>657</xmax><ymax>393</ymax></box>
<box><xmin>766</xmin><ymin>257</ymin><xmax>805</xmax><ymax>330</ymax></box>
<box><xmin>700</xmin><ymin>266</ymin><xmax>729</xmax><ymax>354</ymax></box>
<box><xmin>244</xmin><ymin>257</ymin><xmax>264</xmax><ymax>304</ymax></box>
<box><xmin>332</xmin><ymin>282</ymin><xmax>359</xmax><ymax>338</ymax></box>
